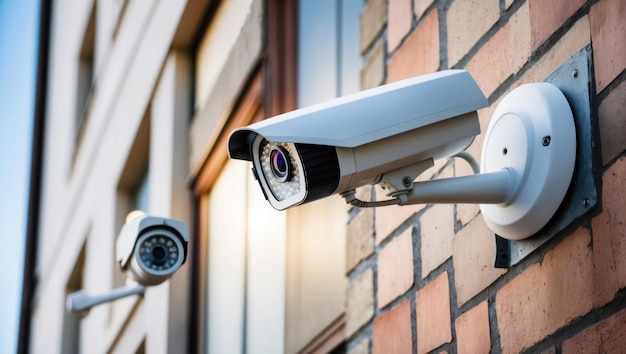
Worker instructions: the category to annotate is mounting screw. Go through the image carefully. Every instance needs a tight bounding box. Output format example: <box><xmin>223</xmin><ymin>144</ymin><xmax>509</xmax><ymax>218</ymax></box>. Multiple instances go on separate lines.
<box><xmin>542</xmin><ymin>136</ymin><xmax>551</xmax><ymax>146</ymax></box>
<box><xmin>402</xmin><ymin>177</ymin><xmax>413</xmax><ymax>187</ymax></box>
<box><xmin>583</xmin><ymin>198</ymin><xmax>590</xmax><ymax>208</ymax></box>
<box><xmin>572</xmin><ymin>69</ymin><xmax>579</xmax><ymax>78</ymax></box>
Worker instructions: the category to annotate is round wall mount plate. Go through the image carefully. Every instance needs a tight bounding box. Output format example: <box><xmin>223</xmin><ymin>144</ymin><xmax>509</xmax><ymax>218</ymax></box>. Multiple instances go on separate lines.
<box><xmin>479</xmin><ymin>83</ymin><xmax>576</xmax><ymax>240</ymax></box>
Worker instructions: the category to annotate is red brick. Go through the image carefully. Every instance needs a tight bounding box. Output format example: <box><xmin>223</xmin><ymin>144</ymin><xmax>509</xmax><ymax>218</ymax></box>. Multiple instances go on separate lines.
<box><xmin>456</xmin><ymin>301</ymin><xmax>490</xmax><ymax>354</ymax></box>
<box><xmin>360</xmin><ymin>0</ymin><xmax>387</xmax><ymax>53</ymax></box>
<box><xmin>347</xmin><ymin>208</ymin><xmax>375</xmax><ymax>272</ymax></box>
<box><xmin>496</xmin><ymin>228</ymin><xmax>594</xmax><ymax>354</ymax></box>
<box><xmin>598</xmin><ymin>81</ymin><xmax>626</xmax><ymax>165</ymax></box>
<box><xmin>361</xmin><ymin>39</ymin><xmax>385</xmax><ymax>90</ymax></box>
<box><xmin>419</xmin><ymin>204</ymin><xmax>454</xmax><ymax>278</ymax></box>
<box><xmin>374</xmin><ymin>159</ymin><xmax>448</xmax><ymax>245</ymax></box>
<box><xmin>346</xmin><ymin>268</ymin><xmax>374</xmax><ymax>336</ymax></box>
<box><xmin>447</xmin><ymin>0</ymin><xmax>499</xmax><ymax>66</ymax></box>
<box><xmin>517</xmin><ymin>16</ymin><xmax>590</xmax><ymax>86</ymax></box>
<box><xmin>378</xmin><ymin>228</ymin><xmax>414</xmax><ymax>308</ymax></box>
<box><xmin>590</xmin><ymin>0</ymin><xmax>626</xmax><ymax>92</ymax></box>
<box><xmin>466</xmin><ymin>2</ymin><xmax>531</xmax><ymax>97</ymax></box>
<box><xmin>387</xmin><ymin>9</ymin><xmax>439</xmax><ymax>83</ymax></box>
<box><xmin>452</xmin><ymin>216</ymin><xmax>507</xmax><ymax>306</ymax></box>
<box><xmin>529</xmin><ymin>0</ymin><xmax>585</xmax><ymax>50</ymax></box>
<box><xmin>372</xmin><ymin>299</ymin><xmax>412</xmax><ymax>354</ymax></box>
<box><xmin>388</xmin><ymin>0</ymin><xmax>413</xmax><ymax>52</ymax></box>
<box><xmin>562</xmin><ymin>307</ymin><xmax>626</xmax><ymax>353</ymax></box>
<box><xmin>591</xmin><ymin>157</ymin><xmax>626</xmax><ymax>307</ymax></box>
<box><xmin>413</xmin><ymin>0</ymin><xmax>435</xmax><ymax>19</ymax></box>
<box><xmin>416</xmin><ymin>272</ymin><xmax>452</xmax><ymax>354</ymax></box>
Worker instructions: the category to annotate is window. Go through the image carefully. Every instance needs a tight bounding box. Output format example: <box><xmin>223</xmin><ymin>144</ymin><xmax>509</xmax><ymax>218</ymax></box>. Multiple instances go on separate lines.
<box><xmin>128</xmin><ymin>170</ymin><xmax>149</xmax><ymax>213</ymax></box>
<box><xmin>285</xmin><ymin>1</ymin><xmax>362</xmax><ymax>352</ymax></box>
<box><xmin>115</xmin><ymin>111</ymin><xmax>150</xmax><ymax>293</ymax></box>
<box><xmin>297</xmin><ymin>0</ymin><xmax>362</xmax><ymax>106</ymax></box>
<box><xmin>191</xmin><ymin>1</ymin><xmax>363</xmax><ymax>353</ymax></box>
<box><xmin>205</xmin><ymin>160</ymin><xmax>286</xmax><ymax>354</ymax></box>
<box><xmin>76</xmin><ymin>2</ymin><xmax>96</xmax><ymax>141</ymax></box>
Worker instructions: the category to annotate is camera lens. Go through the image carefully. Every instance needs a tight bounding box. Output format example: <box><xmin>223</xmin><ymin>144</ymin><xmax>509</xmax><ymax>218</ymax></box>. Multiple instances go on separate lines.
<box><xmin>270</xmin><ymin>147</ymin><xmax>291</xmax><ymax>182</ymax></box>
<box><xmin>152</xmin><ymin>246</ymin><xmax>166</xmax><ymax>263</ymax></box>
<box><xmin>138</xmin><ymin>234</ymin><xmax>180</xmax><ymax>270</ymax></box>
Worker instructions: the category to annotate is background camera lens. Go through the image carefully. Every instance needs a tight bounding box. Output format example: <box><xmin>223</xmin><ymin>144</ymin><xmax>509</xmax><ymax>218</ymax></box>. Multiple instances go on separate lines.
<box><xmin>138</xmin><ymin>234</ymin><xmax>179</xmax><ymax>270</ymax></box>
<box><xmin>270</xmin><ymin>147</ymin><xmax>291</xmax><ymax>182</ymax></box>
<box><xmin>152</xmin><ymin>246</ymin><xmax>166</xmax><ymax>264</ymax></box>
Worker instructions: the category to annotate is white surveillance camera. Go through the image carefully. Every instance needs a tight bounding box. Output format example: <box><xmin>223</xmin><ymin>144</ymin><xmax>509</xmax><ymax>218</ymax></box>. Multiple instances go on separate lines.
<box><xmin>116</xmin><ymin>211</ymin><xmax>189</xmax><ymax>286</ymax></box>
<box><xmin>228</xmin><ymin>70</ymin><xmax>487</xmax><ymax>210</ymax></box>
<box><xmin>66</xmin><ymin>212</ymin><xmax>189</xmax><ymax>313</ymax></box>
<box><xmin>228</xmin><ymin>69</ymin><xmax>577</xmax><ymax>241</ymax></box>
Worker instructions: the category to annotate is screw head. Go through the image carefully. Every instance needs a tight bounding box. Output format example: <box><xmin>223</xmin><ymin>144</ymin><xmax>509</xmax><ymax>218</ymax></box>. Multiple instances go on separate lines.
<box><xmin>542</xmin><ymin>136</ymin><xmax>551</xmax><ymax>146</ymax></box>
<box><xmin>572</xmin><ymin>69</ymin><xmax>579</xmax><ymax>78</ymax></box>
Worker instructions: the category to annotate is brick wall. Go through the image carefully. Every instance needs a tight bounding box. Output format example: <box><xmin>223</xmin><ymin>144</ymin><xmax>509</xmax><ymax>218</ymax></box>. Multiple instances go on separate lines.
<box><xmin>347</xmin><ymin>0</ymin><xmax>626</xmax><ymax>353</ymax></box>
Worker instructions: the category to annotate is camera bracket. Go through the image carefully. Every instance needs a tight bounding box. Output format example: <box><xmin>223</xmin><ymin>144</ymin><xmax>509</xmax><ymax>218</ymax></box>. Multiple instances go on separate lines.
<box><xmin>390</xmin><ymin>82</ymin><xmax>575</xmax><ymax>241</ymax></box>
<box><xmin>379</xmin><ymin>159</ymin><xmax>434</xmax><ymax>195</ymax></box>
<box><xmin>494</xmin><ymin>47</ymin><xmax>598</xmax><ymax>267</ymax></box>
<box><xmin>343</xmin><ymin>81</ymin><xmax>577</xmax><ymax>240</ymax></box>
<box><xmin>479</xmin><ymin>82</ymin><xmax>576</xmax><ymax>240</ymax></box>
<box><xmin>66</xmin><ymin>283</ymin><xmax>145</xmax><ymax>314</ymax></box>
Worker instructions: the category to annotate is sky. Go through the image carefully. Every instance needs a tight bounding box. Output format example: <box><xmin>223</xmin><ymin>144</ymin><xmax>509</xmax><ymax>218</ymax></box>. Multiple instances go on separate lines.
<box><xmin>0</xmin><ymin>0</ymin><xmax>40</xmax><ymax>353</ymax></box>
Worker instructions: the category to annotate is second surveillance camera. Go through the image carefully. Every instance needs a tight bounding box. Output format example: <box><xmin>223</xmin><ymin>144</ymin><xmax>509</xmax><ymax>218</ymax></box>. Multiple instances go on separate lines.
<box><xmin>116</xmin><ymin>211</ymin><xmax>189</xmax><ymax>286</ymax></box>
<box><xmin>228</xmin><ymin>70</ymin><xmax>488</xmax><ymax>210</ymax></box>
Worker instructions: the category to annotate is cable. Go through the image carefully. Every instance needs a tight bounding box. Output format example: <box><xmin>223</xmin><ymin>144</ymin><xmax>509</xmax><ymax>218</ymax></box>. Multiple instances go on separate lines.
<box><xmin>453</xmin><ymin>151</ymin><xmax>480</xmax><ymax>174</ymax></box>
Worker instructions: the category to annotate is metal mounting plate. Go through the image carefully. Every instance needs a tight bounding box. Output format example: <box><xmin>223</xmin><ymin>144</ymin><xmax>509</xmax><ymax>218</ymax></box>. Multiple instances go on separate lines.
<box><xmin>494</xmin><ymin>47</ymin><xmax>598</xmax><ymax>267</ymax></box>
<box><xmin>481</xmin><ymin>83</ymin><xmax>576</xmax><ymax>240</ymax></box>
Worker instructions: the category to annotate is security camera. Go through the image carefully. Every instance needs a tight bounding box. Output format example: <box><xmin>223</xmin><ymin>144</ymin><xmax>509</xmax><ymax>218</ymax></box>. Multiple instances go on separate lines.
<box><xmin>116</xmin><ymin>211</ymin><xmax>189</xmax><ymax>286</ymax></box>
<box><xmin>67</xmin><ymin>212</ymin><xmax>189</xmax><ymax>313</ymax></box>
<box><xmin>228</xmin><ymin>70</ymin><xmax>578</xmax><ymax>242</ymax></box>
<box><xmin>228</xmin><ymin>70</ymin><xmax>487</xmax><ymax>210</ymax></box>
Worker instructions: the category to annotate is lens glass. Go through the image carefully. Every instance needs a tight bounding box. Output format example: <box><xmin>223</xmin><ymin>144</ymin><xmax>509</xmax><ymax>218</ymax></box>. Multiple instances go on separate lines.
<box><xmin>270</xmin><ymin>147</ymin><xmax>290</xmax><ymax>181</ymax></box>
<box><xmin>138</xmin><ymin>235</ymin><xmax>180</xmax><ymax>271</ymax></box>
<box><xmin>152</xmin><ymin>246</ymin><xmax>166</xmax><ymax>262</ymax></box>
<box><xmin>259</xmin><ymin>141</ymin><xmax>303</xmax><ymax>202</ymax></box>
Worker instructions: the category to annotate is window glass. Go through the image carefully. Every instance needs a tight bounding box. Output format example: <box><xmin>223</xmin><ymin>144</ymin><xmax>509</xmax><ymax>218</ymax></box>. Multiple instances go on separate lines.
<box><xmin>76</xmin><ymin>3</ymin><xmax>96</xmax><ymax>139</ymax></box>
<box><xmin>285</xmin><ymin>0</ymin><xmax>362</xmax><ymax>352</ymax></box>
<box><xmin>297</xmin><ymin>0</ymin><xmax>338</xmax><ymax>107</ymax></box>
<box><xmin>297</xmin><ymin>0</ymin><xmax>363</xmax><ymax>106</ymax></box>
<box><xmin>128</xmin><ymin>169</ymin><xmax>149</xmax><ymax>212</ymax></box>
<box><xmin>206</xmin><ymin>161</ymin><xmax>247</xmax><ymax>354</ymax></box>
<box><xmin>200</xmin><ymin>1</ymin><xmax>362</xmax><ymax>352</ymax></box>
<box><xmin>339</xmin><ymin>0</ymin><xmax>364</xmax><ymax>96</ymax></box>
<box><xmin>205</xmin><ymin>160</ymin><xmax>286</xmax><ymax>354</ymax></box>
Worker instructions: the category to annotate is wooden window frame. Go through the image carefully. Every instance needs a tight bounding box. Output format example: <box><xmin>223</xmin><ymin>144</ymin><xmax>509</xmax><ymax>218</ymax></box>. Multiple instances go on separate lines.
<box><xmin>189</xmin><ymin>1</ymin><xmax>346</xmax><ymax>352</ymax></box>
<box><xmin>189</xmin><ymin>1</ymin><xmax>297</xmax><ymax>352</ymax></box>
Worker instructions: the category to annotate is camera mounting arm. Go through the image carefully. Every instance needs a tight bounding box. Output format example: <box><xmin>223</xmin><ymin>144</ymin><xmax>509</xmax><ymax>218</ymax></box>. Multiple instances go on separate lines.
<box><xmin>342</xmin><ymin>163</ymin><xmax>511</xmax><ymax>206</ymax></box>
<box><xmin>66</xmin><ymin>282</ymin><xmax>145</xmax><ymax>313</ymax></box>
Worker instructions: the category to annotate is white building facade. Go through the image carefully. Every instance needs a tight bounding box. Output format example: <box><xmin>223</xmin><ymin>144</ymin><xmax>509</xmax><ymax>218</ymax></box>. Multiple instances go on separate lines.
<box><xmin>25</xmin><ymin>0</ymin><xmax>362</xmax><ymax>353</ymax></box>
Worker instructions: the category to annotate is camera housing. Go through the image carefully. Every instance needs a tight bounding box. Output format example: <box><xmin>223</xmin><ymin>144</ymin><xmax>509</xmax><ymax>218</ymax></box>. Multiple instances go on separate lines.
<box><xmin>228</xmin><ymin>70</ymin><xmax>488</xmax><ymax>210</ymax></box>
<box><xmin>116</xmin><ymin>212</ymin><xmax>189</xmax><ymax>286</ymax></box>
